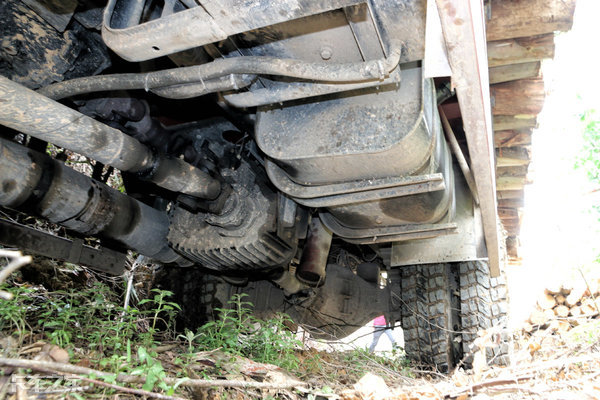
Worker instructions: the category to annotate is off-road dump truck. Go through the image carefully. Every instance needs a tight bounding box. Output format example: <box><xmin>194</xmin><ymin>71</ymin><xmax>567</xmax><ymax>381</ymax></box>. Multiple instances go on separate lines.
<box><xmin>0</xmin><ymin>0</ymin><xmax>508</xmax><ymax>371</ymax></box>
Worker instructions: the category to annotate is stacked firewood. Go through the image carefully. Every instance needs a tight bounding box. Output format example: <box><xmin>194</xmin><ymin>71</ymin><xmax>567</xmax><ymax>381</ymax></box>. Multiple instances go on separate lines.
<box><xmin>523</xmin><ymin>278</ymin><xmax>600</xmax><ymax>334</ymax></box>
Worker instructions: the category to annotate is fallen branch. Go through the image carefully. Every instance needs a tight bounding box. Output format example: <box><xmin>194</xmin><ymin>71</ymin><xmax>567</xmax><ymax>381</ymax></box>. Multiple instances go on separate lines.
<box><xmin>0</xmin><ymin>250</ymin><xmax>32</xmax><ymax>300</ymax></box>
<box><xmin>0</xmin><ymin>358</ymin><xmax>307</xmax><ymax>390</ymax></box>
<box><xmin>77</xmin><ymin>376</ymin><xmax>184</xmax><ymax>400</ymax></box>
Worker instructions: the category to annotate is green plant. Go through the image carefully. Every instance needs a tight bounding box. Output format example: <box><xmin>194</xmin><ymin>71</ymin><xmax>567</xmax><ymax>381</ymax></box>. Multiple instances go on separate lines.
<box><xmin>0</xmin><ymin>285</ymin><xmax>34</xmax><ymax>342</ymax></box>
<box><xmin>138</xmin><ymin>288</ymin><xmax>181</xmax><ymax>332</ymax></box>
<box><xmin>575</xmin><ymin>109</ymin><xmax>600</xmax><ymax>186</ymax></box>
<box><xmin>131</xmin><ymin>347</ymin><xmax>172</xmax><ymax>393</ymax></box>
<box><xmin>194</xmin><ymin>294</ymin><xmax>302</xmax><ymax>369</ymax></box>
<box><xmin>178</xmin><ymin>329</ymin><xmax>201</xmax><ymax>354</ymax></box>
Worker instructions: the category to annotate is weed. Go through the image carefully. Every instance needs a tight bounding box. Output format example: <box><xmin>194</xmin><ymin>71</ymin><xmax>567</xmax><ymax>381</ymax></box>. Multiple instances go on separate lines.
<box><xmin>138</xmin><ymin>288</ymin><xmax>181</xmax><ymax>337</ymax></box>
<box><xmin>0</xmin><ymin>285</ymin><xmax>34</xmax><ymax>342</ymax></box>
<box><xmin>195</xmin><ymin>294</ymin><xmax>302</xmax><ymax>369</ymax></box>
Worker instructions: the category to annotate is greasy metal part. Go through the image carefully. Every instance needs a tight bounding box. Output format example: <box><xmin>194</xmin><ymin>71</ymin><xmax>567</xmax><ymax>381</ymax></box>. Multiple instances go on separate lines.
<box><xmin>435</xmin><ymin>0</ymin><xmax>500</xmax><ymax>276</ymax></box>
<box><xmin>267</xmin><ymin>161</ymin><xmax>446</xmax><ymax>207</ymax></box>
<box><xmin>296</xmin><ymin>217</ymin><xmax>332</xmax><ymax>286</ymax></box>
<box><xmin>0</xmin><ymin>76</ymin><xmax>221</xmax><ymax>199</ymax></box>
<box><xmin>0</xmin><ymin>219</ymin><xmax>126</xmax><ymax>275</ymax></box>
<box><xmin>265</xmin><ymin>160</ymin><xmax>443</xmax><ymax>199</ymax></box>
<box><xmin>259</xmin><ymin>65</ymin><xmax>455</xmax><ymax>240</ymax></box>
<box><xmin>391</xmin><ymin>168</ymin><xmax>487</xmax><ymax>265</ymax></box>
<box><xmin>20</xmin><ymin>0</ymin><xmax>77</xmax><ymax>32</ymax></box>
<box><xmin>292</xmin><ymin>179</ymin><xmax>446</xmax><ymax>208</ymax></box>
<box><xmin>439</xmin><ymin>106</ymin><xmax>480</xmax><ymax>205</ymax></box>
<box><xmin>39</xmin><ymin>50</ymin><xmax>401</xmax><ymax>101</ymax></box>
<box><xmin>255</xmin><ymin>65</ymin><xmax>433</xmax><ymax>185</ymax></box>
<box><xmin>0</xmin><ymin>138</ymin><xmax>181</xmax><ymax>264</ymax></box>
<box><xmin>168</xmin><ymin>153</ymin><xmax>300</xmax><ymax>272</ymax></box>
<box><xmin>319</xmin><ymin>212</ymin><xmax>457</xmax><ymax>244</ymax></box>
<box><xmin>0</xmin><ymin>0</ymin><xmax>111</xmax><ymax>90</ymax></box>
<box><xmin>223</xmin><ymin>67</ymin><xmax>401</xmax><ymax>108</ymax></box>
<box><xmin>291</xmin><ymin>263</ymin><xmax>388</xmax><ymax>339</ymax></box>
<box><xmin>272</xmin><ymin>268</ymin><xmax>310</xmax><ymax>296</ymax></box>
<box><xmin>217</xmin><ymin>263</ymin><xmax>388</xmax><ymax>339</ymax></box>
<box><xmin>152</xmin><ymin>74</ymin><xmax>256</xmax><ymax>99</ymax></box>
<box><xmin>102</xmin><ymin>0</ymin><xmax>365</xmax><ymax>61</ymax></box>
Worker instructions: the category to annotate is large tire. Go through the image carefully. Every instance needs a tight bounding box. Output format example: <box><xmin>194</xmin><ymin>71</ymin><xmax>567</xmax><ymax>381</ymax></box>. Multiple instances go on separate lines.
<box><xmin>400</xmin><ymin>264</ymin><xmax>463</xmax><ymax>372</ymax></box>
<box><xmin>401</xmin><ymin>261</ymin><xmax>509</xmax><ymax>371</ymax></box>
<box><xmin>459</xmin><ymin>260</ymin><xmax>510</xmax><ymax>366</ymax></box>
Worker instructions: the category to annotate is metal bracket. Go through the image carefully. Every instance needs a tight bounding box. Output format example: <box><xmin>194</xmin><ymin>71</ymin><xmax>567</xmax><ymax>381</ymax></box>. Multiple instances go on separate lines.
<box><xmin>266</xmin><ymin>160</ymin><xmax>446</xmax><ymax>207</ymax></box>
<box><xmin>0</xmin><ymin>219</ymin><xmax>126</xmax><ymax>275</ymax></box>
<box><xmin>319</xmin><ymin>212</ymin><xmax>457</xmax><ymax>244</ymax></box>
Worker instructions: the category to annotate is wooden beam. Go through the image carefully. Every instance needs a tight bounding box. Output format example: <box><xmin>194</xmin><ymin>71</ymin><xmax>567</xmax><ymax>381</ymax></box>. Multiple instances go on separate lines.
<box><xmin>498</xmin><ymin>207</ymin><xmax>518</xmax><ymax>220</ymax></box>
<box><xmin>491</xmin><ymin>78</ymin><xmax>545</xmax><ymax>115</ymax></box>
<box><xmin>496</xmin><ymin>165</ymin><xmax>529</xmax><ymax>178</ymax></box>
<box><xmin>486</xmin><ymin>0</ymin><xmax>576</xmax><ymax>41</ymax></box>
<box><xmin>498</xmin><ymin>198</ymin><xmax>524</xmax><ymax>209</ymax></box>
<box><xmin>435</xmin><ymin>0</ymin><xmax>501</xmax><ymax>276</ymax></box>
<box><xmin>496</xmin><ymin>147</ymin><xmax>531</xmax><ymax>167</ymax></box>
<box><xmin>493</xmin><ymin>115</ymin><xmax>537</xmax><ymax>131</ymax></box>
<box><xmin>494</xmin><ymin>129</ymin><xmax>533</xmax><ymax>147</ymax></box>
<box><xmin>497</xmin><ymin>189</ymin><xmax>524</xmax><ymax>200</ymax></box>
<box><xmin>487</xmin><ymin>34</ymin><xmax>554</xmax><ymax>67</ymax></box>
<box><xmin>489</xmin><ymin>61</ymin><xmax>540</xmax><ymax>84</ymax></box>
<box><xmin>501</xmin><ymin>221</ymin><xmax>521</xmax><ymax>236</ymax></box>
<box><xmin>497</xmin><ymin>176</ymin><xmax>529</xmax><ymax>191</ymax></box>
<box><xmin>505</xmin><ymin>236</ymin><xmax>519</xmax><ymax>259</ymax></box>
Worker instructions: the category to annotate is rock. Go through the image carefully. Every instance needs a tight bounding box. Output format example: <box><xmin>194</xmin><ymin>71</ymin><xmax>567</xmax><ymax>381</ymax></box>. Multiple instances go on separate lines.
<box><xmin>353</xmin><ymin>373</ymin><xmax>391</xmax><ymax>400</ymax></box>
<box><xmin>49</xmin><ymin>345</ymin><xmax>70</xmax><ymax>363</ymax></box>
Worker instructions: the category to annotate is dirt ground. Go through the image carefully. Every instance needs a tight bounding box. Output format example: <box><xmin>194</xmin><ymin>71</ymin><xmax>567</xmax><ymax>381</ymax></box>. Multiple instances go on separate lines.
<box><xmin>0</xmin><ymin>252</ymin><xmax>599</xmax><ymax>400</ymax></box>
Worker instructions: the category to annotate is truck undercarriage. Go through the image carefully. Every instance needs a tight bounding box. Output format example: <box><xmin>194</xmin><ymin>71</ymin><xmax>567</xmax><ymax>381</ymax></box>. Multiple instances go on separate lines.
<box><xmin>0</xmin><ymin>0</ymin><xmax>507</xmax><ymax>370</ymax></box>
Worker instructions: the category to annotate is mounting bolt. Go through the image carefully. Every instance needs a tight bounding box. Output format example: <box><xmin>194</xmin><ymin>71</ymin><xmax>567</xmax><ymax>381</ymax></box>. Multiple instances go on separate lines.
<box><xmin>320</xmin><ymin>46</ymin><xmax>333</xmax><ymax>60</ymax></box>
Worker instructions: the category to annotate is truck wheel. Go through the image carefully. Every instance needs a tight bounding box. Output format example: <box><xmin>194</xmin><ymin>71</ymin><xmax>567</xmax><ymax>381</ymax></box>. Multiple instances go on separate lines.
<box><xmin>400</xmin><ymin>264</ymin><xmax>463</xmax><ymax>372</ymax></box>
<box><xmin>459</xmin><ymin>260</ymin><xmax>510</xmax><ymax>366</ymax></box>
<box><xmin>400</xmin><ymin>261</ymin><xmax>510</xmax><ymax>371</ymax></box>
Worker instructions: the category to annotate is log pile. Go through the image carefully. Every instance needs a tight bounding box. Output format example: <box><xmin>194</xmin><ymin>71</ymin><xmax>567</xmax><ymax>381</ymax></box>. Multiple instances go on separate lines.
<box><xmin>523</xmin><ymin>279</ymin><xmax>600</xmax><ymax>335</ymax></box>
<box><xmin>485</xmin><ymin>0</ymin><xmax>577</xmax><ymax>259</ymax></box>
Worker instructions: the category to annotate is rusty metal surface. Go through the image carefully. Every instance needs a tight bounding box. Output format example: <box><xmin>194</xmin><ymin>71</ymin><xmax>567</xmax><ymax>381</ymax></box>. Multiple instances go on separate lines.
<box><xmin>39</xmin><ymin>49</ymin><xmax>401</xmax><ymax>101</ymax></box>
<box><xmin>0</xmin><ymin>76</ymin><xmax>221</xmax><ymax>199</ymax></box>
<box><xmin>20</xmin><ymin>0</ymin><xmax>77</xmax><ymax>32</ymax></box>
<box><xmin>0</xmin><ymin>138</ymin><xmax>181</xmax><ymax>263</ymax></box>
<box><xmin>224</xmin><ymin>69</ymin><xmax>401</xmax><ymax>108</ymax></box>
<box><xmin>265</xmin><ymin>160</ymin><xmax>443</xmax><ymax>199</ymax></box>
<box><xmin>319</xmin><ymin>211</ymin><xmax>457</xmax><ymax>244</ymax></box>
<box><xmin>390</xmin><ymin>168</ymin><xmax>487</xmax><ymax>265</ymax></box>
<box><xmin>0</xmin><ymin>219</ymin><xmax>126</xmax><ymax>275</ymax></box>
<box><xmin>435</xmin><ymin>0</ymin><xmax>500</xmax><ymax>276</ymax></box>
<box><xmin>0</xmin><ymin>0</ymin><xmax>110</xmax><ymax>89</ymax></box>
<box><xmin>256</xmin><ymin>64</ymin><xmax>432</xmax><ymax>185</ymax></box>
<box><xmin>296</xmin><ymin>217</ymin><xmax>332</xmax><ymax>286</ymax></box>
<box><xmin>102</xmin><ymin>0</ymin><xmax>365</xmax><ymax>61</ymax></box>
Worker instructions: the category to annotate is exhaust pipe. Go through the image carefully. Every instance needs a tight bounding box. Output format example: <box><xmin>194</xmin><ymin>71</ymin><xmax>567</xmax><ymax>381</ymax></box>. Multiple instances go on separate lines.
<box><xmin>0</xmin><ymin>76</ymin><xmax>221</xmax><ymax>199</ymax></box>
<box><xmin>0</xmin><ymin>138</ymin><xmax>183</xmax><ymax>264</ymax></box>
<box><xmin>296</xmin><ymin>217</ymin><xmax>332</xmax><ymax>286</ymax></box>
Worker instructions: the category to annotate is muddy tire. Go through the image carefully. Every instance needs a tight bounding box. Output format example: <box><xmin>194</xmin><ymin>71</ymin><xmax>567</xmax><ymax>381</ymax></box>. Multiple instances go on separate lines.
<box><xmin>400</xmin><ymin>264</ymin><xmax>463</xmax><ymax>372</ymax></box>
<box><xmin>459</xmin><ymin>260</ymin><xmax>510</xmax><ymax>366</ymax></box>
<box><xmin>153</xmin><ymin>267</ymin><xmax>230</xmax><ymax>330</ymax></box>
<box><xmin>400</xmin><ymin>261</ymin><xmax>510</xmax><ymax>371</ymax></box>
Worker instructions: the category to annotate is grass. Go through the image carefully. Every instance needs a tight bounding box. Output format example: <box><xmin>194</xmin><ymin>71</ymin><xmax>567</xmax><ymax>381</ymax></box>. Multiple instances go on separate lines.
<box><xmin>0</xmin><ymin>263</ymin><xmax>415</xmax><ymax>397</ymax></box>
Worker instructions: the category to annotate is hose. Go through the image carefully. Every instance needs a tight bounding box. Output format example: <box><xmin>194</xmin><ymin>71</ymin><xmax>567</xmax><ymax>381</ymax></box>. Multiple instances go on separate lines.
<box><xmin>151</xmin><ymin>74</ymin><xmax>255</xmax><ymax>99</ymax></box>
<box><xmin>38</xmin><ymin>49</ymin><xmax>402</xmax><ymax>100</ymax></box>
